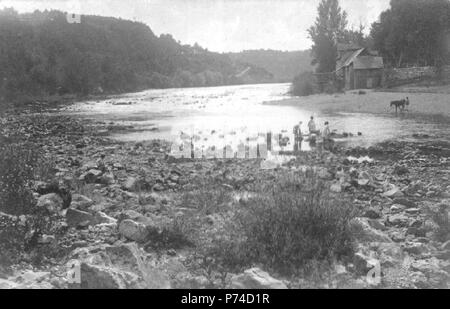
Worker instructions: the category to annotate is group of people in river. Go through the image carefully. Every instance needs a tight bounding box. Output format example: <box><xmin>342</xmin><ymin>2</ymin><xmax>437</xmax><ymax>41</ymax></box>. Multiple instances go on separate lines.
<box><xmin>293</xmin><ymin>116</ymin><xmax>334</xmax><ymax>153</ymax></box>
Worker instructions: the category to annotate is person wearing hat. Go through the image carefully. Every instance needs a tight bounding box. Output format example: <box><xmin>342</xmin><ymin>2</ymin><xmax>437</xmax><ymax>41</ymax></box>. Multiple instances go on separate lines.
<box><xmin>293</xmin><ymin>121</ymin><xmax>303</xmax><ymax>153</ymax></box>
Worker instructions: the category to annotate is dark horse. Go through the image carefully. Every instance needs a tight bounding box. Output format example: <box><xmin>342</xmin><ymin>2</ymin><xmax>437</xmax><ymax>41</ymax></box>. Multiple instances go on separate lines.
<box><xmin>390</xmin><ymin>97</ymin><xmax>410</xmax><ymax>113</ymax></box>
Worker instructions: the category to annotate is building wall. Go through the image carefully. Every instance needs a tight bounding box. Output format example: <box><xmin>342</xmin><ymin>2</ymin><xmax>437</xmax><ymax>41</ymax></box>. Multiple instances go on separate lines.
<box><xmin>384</xmin><ymin>65</ymin><xmax>450</xmax><ymax>87</ymax></box>
<box><xmin>353</xmin><ymin>69</ymin><xmax>383</xmax><ymax>89</ymax></box>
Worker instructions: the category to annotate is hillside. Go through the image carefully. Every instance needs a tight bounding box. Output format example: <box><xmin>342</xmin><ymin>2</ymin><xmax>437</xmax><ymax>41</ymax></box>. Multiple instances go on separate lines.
<box><xmin>228</xmin><ymin>50</ymin><xmax>314</xmax><ymax>82</ymax></box>
<box><xmin>0</xmin><ymin>9</ymin><xmax>274</xmax><ymax>104</ymax></box>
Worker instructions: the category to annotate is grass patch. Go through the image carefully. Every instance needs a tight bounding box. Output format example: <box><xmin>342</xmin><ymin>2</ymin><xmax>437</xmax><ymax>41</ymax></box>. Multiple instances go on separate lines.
<box><xmin>180</xmin><ymin>171</ymin><xmax>356</xmax><ymax>278</ymax></box>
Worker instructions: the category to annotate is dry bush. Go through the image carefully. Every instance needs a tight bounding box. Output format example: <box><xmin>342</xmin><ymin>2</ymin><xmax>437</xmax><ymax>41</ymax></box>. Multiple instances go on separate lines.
<box><xmin>182</xmin><ymin>171</ymin><xmax>356</xmax><ymax>277</ymax></box>
<box><xmin>0</xmin><ymin>139</ymin><xmax>57</xmax><ymax>267</ymax></box>
<box><xmin>236</xmin><ymin>172</ymin><xmax>356</xmax><ymax>275</ymax></box>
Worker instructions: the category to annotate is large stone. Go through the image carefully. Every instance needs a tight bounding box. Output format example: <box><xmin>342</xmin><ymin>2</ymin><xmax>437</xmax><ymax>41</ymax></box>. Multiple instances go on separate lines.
<box><xmin>363</xmin><ymin>208</ymin><xmax>381</xmax><ymax>219</ymax></box>
<box><xmin>350</xmin><ymin>218</ymin><xmax>392</xmax><ymax>243</ymax></box>
<box><xmin>0</xmin><ymin>271</ymin><xmax>54</xmax><ymax>289</ymax></box>
<box><xmin>77</xmin><ymin>263</ymin><xmax>141</xmax><ymax>289</ymax></box>
<box><xmin>70</xmin><ymin>194</ymin><xmax>94</xmax><ymax>211</ymax></box>
<box><xmin>357</xmin><ymin>171</ymin><xmax>372</xmax><ymax>186</ymax></box>
<box><xmin>386</xmin><ymin>214</ymin><xmax>410</xmax><ymax>228</ymax></box>
<box><xmin>36</xmin><ymin>193</ymin><xmax>63</xmax><ymax>213</ymax></box>
<box><xmin>410</xmin><ymin>258</ymin><xmax>449</xmax><ymax>288</ymax></box>
<box><xmin>118</xmin><ymin>219</ymin><xmax>149</xmax><ymax>243</ymax></box>
<box><xmin>68</xmin><ymin>243</ymin><xmax>170</xmax><ymax>289</ymax></box>
<box><xmin>118</xmin><ymin>210</ymin><xmax>145</xmax><ymax>222</ymax></box>
<box><xmin>383</xmin><ymin>186</ymin><xmax>404</xmax><ymax>198</ymax></box>
<box><xmin>230</xmin><ymin>268</ymin><xmax>287</xmax><ymax>289</ymax></box>
<box><xmin>393</xmin><ymin>198</ymin><xmax>417</xmax><ymax>208</ymax></box>
<box><xmin>122</xmin><ymin>177</ymin><xmax>148</xmax><ymax>192</ymax></box>
<box><xmin>79</xmin><ymin>169</ymin><xmax>103</xmax><ymax>184</ymax></box>
<box><xmin>441</xmin><ymin>240</ymin><xmax>450</xmax><ymax>251</ymax></box>
<box><xmin>353</xmin><ymin>252</ymin><xmax>379</xmax><ymax>276</ymax></box>
<box><xmin>403</xmin><ymin>242</ymin><xmax>431</xmax><ymax>256</ymax></box>
<box><xmin>94</xmin><ymin>212</ymin><xmax>117</xmax><ymax>225</ymax></box>
<box><xmin>66</xmin><ymin>208</ymin><xmax>97</xmax><ymax>228</ymax></box>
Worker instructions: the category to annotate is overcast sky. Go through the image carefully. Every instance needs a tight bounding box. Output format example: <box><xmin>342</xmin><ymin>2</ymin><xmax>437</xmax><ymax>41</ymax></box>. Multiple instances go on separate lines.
<box><xmin>0</xmin><ymin>0</ymin><xmax>391</xmax><ymax>52</ymax></box>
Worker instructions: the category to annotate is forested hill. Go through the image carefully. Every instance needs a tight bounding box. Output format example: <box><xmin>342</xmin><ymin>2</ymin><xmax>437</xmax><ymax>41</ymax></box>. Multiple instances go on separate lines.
<box><xmin>0</xmin><ymin>9</ymin><xmax>273</xmax><ymax>104</ymax></box>
<box><xmin>228</xmin><ymin>50</ymin><xmax>314</xmax><ymax>82</ymax></box>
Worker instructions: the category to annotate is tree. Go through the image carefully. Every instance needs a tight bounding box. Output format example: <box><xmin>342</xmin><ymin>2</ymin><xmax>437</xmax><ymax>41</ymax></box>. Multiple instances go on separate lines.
<box><xmin>370</xmin><ymin>0</ymin><xmax>450</xmax><ymax>68</ymax></box>
<box><xmin>308</xmin><ymin>0</ymin><xmax>348</xmax><ymax>73</ymax></box>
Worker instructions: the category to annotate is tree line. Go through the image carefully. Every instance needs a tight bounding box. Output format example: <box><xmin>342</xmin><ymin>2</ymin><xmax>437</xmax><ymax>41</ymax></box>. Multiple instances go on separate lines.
<box><xmin>0</xmin><ymin>9</ymin><xmax>273</xmax><ymax>105</ymax></box>
<box><xmin>308</xmin><ymin>0</ymin><xmax>450</xmax><ymax>74</ymax></box>
<box><xmin>292</xmin><ymin>0</ymin><xmax>450</xmax><ymax>96</ymax></box>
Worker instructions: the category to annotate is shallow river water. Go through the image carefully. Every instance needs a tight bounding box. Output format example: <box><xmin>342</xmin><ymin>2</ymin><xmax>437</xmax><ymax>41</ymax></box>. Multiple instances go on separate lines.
<box><xmin>64</xmin><ymin>83</ymin><xmax>448</xmax><ymax>155</ymax></box>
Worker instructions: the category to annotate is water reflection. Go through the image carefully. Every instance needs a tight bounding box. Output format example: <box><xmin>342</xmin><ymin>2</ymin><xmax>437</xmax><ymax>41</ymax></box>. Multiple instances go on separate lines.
<box><xmin>65</xmin><ymin>84</ymin><xmax>449</xmax><ymax>148</ymax></box>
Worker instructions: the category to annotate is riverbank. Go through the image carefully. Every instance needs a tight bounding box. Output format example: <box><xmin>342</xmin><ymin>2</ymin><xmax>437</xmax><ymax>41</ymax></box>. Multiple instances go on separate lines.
<box><xmin>0</xmin><ymin>106</ymin><xmax>449</xmax><ymax>289</ymax></box>
<box><xmin>270</xmin><ymin>88</ymin><xmax>450</xmax><ymax>122</ymax></box>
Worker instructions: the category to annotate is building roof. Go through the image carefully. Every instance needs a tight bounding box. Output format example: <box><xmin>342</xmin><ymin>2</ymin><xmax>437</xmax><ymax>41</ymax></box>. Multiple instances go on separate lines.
<box><xmin>336</xmin><ymin>48</ymin><xmax>365</xmax><ymax>71</ymax></box>
<box><xmin>337</xmin><ymin>43</ymin><xmax>362</xmax><ymax>52</ymax></box>
<box><xmin>353</xmin><ymin>56</ymin><xmax>384</xmax><ymax>69</ymax></box>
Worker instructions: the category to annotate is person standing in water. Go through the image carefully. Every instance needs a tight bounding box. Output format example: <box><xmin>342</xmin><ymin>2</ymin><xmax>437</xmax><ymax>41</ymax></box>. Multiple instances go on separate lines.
<box><xmin>322</xmin><ymin>121</ymin><xmax>335</xmax><ymax>151</ymax></box>
<box><xmin>293</xmin><ymin>121</ymin><xmax>303</xmax><ymax>153</ymax></box>
<box><xmin>308</xmin><ymin>116</ymin><xmax>319</xmax><ymax>134</ymax></box>
<box><xmin>308</xmin><ymin>116</ymin><xmax>319</xmax><ymax>145</ymax></box>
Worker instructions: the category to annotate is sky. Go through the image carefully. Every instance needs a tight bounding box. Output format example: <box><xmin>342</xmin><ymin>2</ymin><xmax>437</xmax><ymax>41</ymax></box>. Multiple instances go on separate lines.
<box><xmin>0</xmin><ymin>0</ymin><xmax>391</xmax><ymax>52</ymax></box>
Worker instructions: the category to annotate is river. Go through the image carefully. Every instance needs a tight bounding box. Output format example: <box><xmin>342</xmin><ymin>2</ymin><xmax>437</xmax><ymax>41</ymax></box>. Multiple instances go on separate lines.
<box><xmin>64</xmin><ymin>83</ymin><xmax>448</xmax><ymax>155</ymax></box>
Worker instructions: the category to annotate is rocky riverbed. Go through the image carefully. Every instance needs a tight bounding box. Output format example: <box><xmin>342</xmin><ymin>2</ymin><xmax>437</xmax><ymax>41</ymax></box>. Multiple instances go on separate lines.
<box><xmin>0</xmin><ymin>110</ymin><xmax>449</xmax><ymax>289</ymax></box>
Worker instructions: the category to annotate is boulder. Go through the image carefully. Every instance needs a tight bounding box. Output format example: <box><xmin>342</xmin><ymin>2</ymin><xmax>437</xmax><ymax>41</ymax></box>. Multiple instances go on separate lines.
<box><xmin>77</xmin><ymin>263</ymin><xmax>141</xmax><ymax>289</ymax></box>
<box><xmin>390</xmin><ymin>204</ymin><xmax>406</xmax><ymax>213</ymax></box>
<box><xmin>393</xmin><ymin>166</ymin><xmax>409</xmax><ymax>176</ymax></box>
<box><xmin>94</xmin><ymin>212</ymin><xmax>117</xmax><ymax>225</ymax></box>
<box><xmin>0</xmin><ymin>271</ymin><xmax>54</xmax><ymax>289</ymax></box>
<box><xmin>367</xmin><ymin>219</ymin><xmax>388</xmax><ymax>231</ymax></box>
<box><xmin>410</xmin><ymin>258</ymin><xmax>449</xmax><ymax>288</ymax></box>
<box><xmin>405</xmin><ymin>208</ymin><xmax>420</xmax><ymax>215</ymax></box>
<box><xmin>230</xmin><ymin>268</ymin><xmax>287</xmax><ymax>289</ymax></box>
<box><xmin>363</xmin><ymin>208</ymin><xmax>381</xmax><ymax>219</ymax></box>
<box><xmin>36</xmin><ymin>193</ymin><xmax>63</xmax><ymax>213</ymax></box>
<box><xmin>70</xmin><ymin>194</ymin><xmax>94</xmax><ymax>211</ymax></box>
<box><xmin>441</xmin><ymin>240</ymin><xmax>450</xmax><ymax>251</ymax></box>
<box><xmin>403</xmin><ymin>242</ymin><xmax>431</xmax><ymax>256</ymax></box>
<box><xmin>118</xmin><ymin>219</ymin><xmax>149</xmax><ymax>243</ymax></box>
<box><xmin>68</xmin><ymin>243</ymin><xmax>170</xmax><ymax>289</ymax></box>
<box><xmin>393</xmin><ymin>198</ymin><xmax>417</xmax><ymax>208</ymax></box>
<box><xmin>100</xmin><ymin>172</ymin><xmax>115</xmax><ymax>185</ymax></box>
<box><xmin>357</xmin><ymin>171</ymin><xmax>372</xmax><ymax>186</ymax></box>
<box><xmin>383</xmin><ymin>186</ymin><xmax>404</xmax><ymax>198</ymax></box>
<box><xmin>386</xmin><ymin>214</ymin><xmax>410</xmax><ymax>228</ymax></box>
<box><xmin>79</xmin><ymin>169</ymin><xmax>103</xmax><ymax>184</ymax></box>
<box><xmin>353</xmin><ymin>252</ymin><xmax>379</xmax><ymax>276</ymax></box>
<box><xmin>66</xmin><ymin>208</ymin><xmax>97</xmax><ymax>228</ymax></box>
<box><xmin>350</xmin><ymin>218</ymin><xmax>392</xmax><ymax>243</ymax></box>
<box><xmin>122</xmin><ymin>177</ymin><xmax>148</xmax><ymax>192</ymax></box>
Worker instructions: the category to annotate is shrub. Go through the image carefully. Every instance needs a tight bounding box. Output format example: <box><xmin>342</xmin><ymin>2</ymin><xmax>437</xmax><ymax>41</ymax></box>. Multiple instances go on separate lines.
<box><xmin>0</xmin><ymin>138</ymin><xmax>57</xmax><ymax>267</ymax></box>
<box><xmin>236</xmin><ymin>172</ymin><xmax>356</xmax><ymax>275</ymax></box>
<box><xmin>179</xmin><ymin>178</ymin><xmax>233</xmax><ymax>215</ymax></box>
<box><xmin>290</xmin><ymin>72</ymin><xmax>316</xmax><ymax>97</ymax></box>
<box><xmin>0</xmin><ymin>141</ymin><xmax>40</xmax><ymax>215</ymax></box>
<box><xmin>181</xmin><ymin>171</ymin><xmax>356</xmax><ymax>278</ymax></box>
